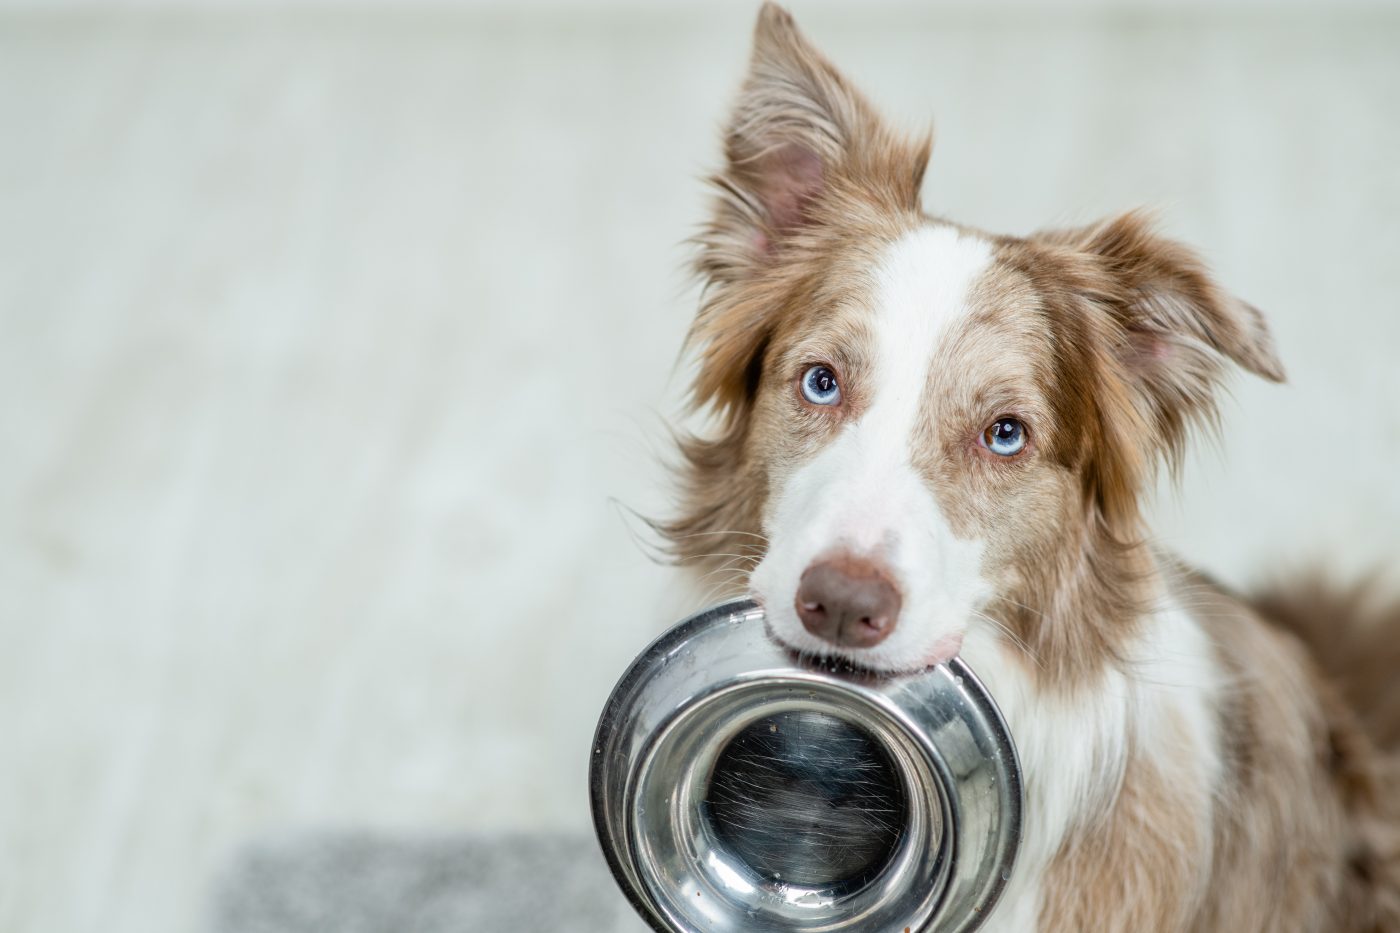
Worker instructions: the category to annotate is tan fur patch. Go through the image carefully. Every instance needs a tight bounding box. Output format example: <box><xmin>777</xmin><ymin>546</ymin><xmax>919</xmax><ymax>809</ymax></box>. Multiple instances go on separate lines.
<box><xmin>1252</xmin><ymin>573</ymin><xmax>1400</xmax><ymax>752</ymax></box>
<box><xmin>1186</xmin><ymin>566</ymin><xmax>1400</xmax><ymax>931</ymax></box>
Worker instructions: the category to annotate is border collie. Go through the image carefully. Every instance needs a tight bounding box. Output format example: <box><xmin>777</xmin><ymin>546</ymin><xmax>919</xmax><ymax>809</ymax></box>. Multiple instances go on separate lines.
<box><xmin>662</xmin><ymin>5</ymin><xmax>1400</xmax><ymax>929</ymax></box>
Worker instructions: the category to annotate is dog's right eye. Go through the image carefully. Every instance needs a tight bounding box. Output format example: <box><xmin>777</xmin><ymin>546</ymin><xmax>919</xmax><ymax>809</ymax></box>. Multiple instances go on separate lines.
<box><xmin>800</xmin><ymin>365</ymin><xmax>841</xmax><ymax>406</ymax></box>
<box><xmin>982</xmin><ymin>417</ymin><xmax>1027</xmax><ymax>456</ymax></box>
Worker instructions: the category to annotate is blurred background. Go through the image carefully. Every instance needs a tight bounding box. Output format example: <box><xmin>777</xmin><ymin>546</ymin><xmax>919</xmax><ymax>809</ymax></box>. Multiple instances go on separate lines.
<box><xmin>2</xmin><ymin>0</ymin><xmax>1398</xmax><ymax>931</ymax></box>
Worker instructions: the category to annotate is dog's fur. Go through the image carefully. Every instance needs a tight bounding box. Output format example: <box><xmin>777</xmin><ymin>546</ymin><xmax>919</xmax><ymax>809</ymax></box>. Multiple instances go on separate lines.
<box><xmin>662</xmin><ymin>5</ymin><xmax>1400</xmax><ymax>929</ymax></box>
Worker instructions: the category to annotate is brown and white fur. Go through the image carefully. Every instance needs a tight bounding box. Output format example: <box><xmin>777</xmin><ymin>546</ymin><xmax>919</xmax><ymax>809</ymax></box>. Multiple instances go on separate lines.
<box><xmin>662</xmin><ymin>5</ymin><xmax>1400</xmax><ymax>930</ymax></box>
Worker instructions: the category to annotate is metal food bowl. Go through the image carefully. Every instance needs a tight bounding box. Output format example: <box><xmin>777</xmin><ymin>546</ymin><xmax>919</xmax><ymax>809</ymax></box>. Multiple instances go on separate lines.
<box><xmin>589</xmin><ymin>599</ymin><xmax>1022</xmax><ymax>933</ymax></box>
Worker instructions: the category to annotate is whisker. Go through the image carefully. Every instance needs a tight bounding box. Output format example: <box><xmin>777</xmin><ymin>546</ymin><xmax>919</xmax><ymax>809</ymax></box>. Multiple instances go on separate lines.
<box><xmin>691</xmin><ymin>558</ymin><xmax>758</xmax><ymax>586</ymax></box>
<box><xmin>606</xmin><ymin>497</ymin><xmax>672</xmax><ymax>566</ymax></box>
<box><xmin>678</xmin><ymin>551</ymin><xmax>763</xmax><ymax>569</ymax></box>
<box><xmin>693</xmin><ymin>571</ymin><xmax>755</xmax><ymax>606</ymax></box>
<box><xmin>669</xmin><ymin>529</ymin><xmax>771</xmax><ymax>544</ymax></box>
<box><xmin>971</xmin><ymin>608</ymin><xmax>1045</xmax><ymax>672</ymax></box>
<box><xmin>987</xmin><ymin>593</ymin><xmax>1051</xmax><ymax>622</ymax></box>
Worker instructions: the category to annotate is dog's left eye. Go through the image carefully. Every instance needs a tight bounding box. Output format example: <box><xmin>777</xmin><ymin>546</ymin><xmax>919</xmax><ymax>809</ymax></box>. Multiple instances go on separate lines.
<box><xmin>982</xmin><ymin>417</ymin><xmax>1027</xmax><ymax>456</ymax></box>
<box><xmin>800</xmin><ymin>365</ymin><xmax>841</xmax><ymax>406</ymax></box>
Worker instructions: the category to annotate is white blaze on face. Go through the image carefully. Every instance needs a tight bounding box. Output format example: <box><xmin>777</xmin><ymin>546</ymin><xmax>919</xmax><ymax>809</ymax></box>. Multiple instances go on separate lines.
<box><xmin>751</xmin><ymin>224</ymin><xmax>997</xmax><ymax>672</ymax></box>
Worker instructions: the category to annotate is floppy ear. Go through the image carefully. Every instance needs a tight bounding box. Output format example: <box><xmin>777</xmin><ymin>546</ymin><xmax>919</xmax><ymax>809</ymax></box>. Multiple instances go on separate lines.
<box><xmin>690</xmin><ymin>2</ymin><xmax>929</xmax><ymax>414</ymax></box>
<box><xmin>1042</xmin><ymin>212</ymin><xmax>1285</xmax><ymax>516</ymax></box>
<box><xmin>1080</xmin><ymin>211</ymin><xmax>1285</xmax><ymax>384</ymax></box>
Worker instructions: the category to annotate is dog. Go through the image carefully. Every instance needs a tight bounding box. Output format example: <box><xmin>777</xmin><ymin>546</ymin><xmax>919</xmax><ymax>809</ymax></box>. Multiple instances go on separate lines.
<box><xmin>660</xmin><ymin>5</ymin><xmax>1400</xmax><ymax>930</ymax></box>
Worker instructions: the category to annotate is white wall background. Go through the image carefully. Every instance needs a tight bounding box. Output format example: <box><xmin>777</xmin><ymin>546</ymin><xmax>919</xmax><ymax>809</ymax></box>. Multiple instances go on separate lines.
<box><xmin>2</xmin><ymin>3</ymin><xmax>1398</xmax><ymax>932</ymax></box>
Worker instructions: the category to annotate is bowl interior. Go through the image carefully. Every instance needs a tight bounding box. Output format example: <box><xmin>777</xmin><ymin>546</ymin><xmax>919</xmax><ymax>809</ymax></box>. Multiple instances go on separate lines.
<box><xmin>629</xmin><ymin>682</ymin><xmax>951</xmax><ymax>932</ymax></box>
<box><xmin>705</xmin><ymin>708</ymin><xmax>909</xmax><ymax>888</ymax></box>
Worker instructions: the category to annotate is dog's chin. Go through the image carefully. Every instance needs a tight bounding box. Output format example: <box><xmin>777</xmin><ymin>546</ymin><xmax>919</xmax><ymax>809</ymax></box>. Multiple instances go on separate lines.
<box><xmin>756</xmin><ymin>599</ymin><xmax>966</xmax><ymax>674</ymax></box>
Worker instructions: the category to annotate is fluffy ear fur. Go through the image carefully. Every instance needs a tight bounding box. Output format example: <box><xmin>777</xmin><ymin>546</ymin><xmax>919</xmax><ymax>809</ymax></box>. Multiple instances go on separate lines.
<box><xmin>1040</xmin><ymin>211</ymin><xmax>1286</xmax><ymax>526</ymax></box>
<box><xmin>664</xmin><ymin>3</ymin><xmax>927</xmax><ymax>569</ymax></box>
<box><xmin>690</xmin><ymin>2</ymin><xmax>929</xmax><ymax>415</ymax></box>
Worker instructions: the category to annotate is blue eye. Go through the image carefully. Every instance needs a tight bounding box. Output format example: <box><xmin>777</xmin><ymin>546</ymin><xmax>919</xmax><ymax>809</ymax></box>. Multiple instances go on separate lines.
<box><xmin>983</xmin><ymin>418</ymin><xmax>1027</xmax><ymax>456</ymax></box>
<box><xmin>800</xmin><ymin>365</ymin><xmax>841</xmax><ymax>406</ymax></box>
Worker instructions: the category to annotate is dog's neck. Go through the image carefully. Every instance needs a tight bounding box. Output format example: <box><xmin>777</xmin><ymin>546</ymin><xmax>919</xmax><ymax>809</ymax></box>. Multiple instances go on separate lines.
<box><xmin>962</xmin><ymin>550</ymin><xmax>1223</xmax><ymax>930</ymax></box>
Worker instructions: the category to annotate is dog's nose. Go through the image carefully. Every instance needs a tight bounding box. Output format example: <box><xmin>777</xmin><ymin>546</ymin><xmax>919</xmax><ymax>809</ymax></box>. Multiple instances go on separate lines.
<box><xmin>795</xmin><ymin>556</ymin><xmax>901</xmax><ymax>648</ymax></box>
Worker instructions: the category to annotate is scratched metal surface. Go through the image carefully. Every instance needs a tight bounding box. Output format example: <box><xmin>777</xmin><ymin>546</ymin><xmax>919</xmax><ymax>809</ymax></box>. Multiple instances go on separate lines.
<box><xmin>706</xmin><ymin>711</ymin><xmax>910</xmax><ymax>887</ymax></box>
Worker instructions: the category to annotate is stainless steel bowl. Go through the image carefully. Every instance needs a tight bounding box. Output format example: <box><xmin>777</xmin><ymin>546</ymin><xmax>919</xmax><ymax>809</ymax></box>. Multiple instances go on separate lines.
<box><xmin>590</xmin><ymin>598</ymin><xmax>1022</xmax><ymax>933</ymax></box>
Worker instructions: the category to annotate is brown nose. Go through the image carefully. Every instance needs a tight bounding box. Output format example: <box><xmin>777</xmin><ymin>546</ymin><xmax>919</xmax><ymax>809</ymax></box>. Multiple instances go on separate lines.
<box><xmin>795</xmin><ymin>556</ymin><xmax>902</xmax><ymax>649</ymax></box>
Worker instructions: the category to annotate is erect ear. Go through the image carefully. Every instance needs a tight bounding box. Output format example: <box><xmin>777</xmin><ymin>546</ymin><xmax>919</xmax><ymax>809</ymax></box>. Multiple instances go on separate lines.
<box><xmin>690</xmin><ymin>3</ymin><xmax>929</xmax><ymax>413</ymax></box>
<box><xmin>703</xmin><ymin>3</ymin><xmax>928</xmax><ymax>273</ymax></box>
<box><xmin>1043</xmin><ymin>211</ymin><xmax>1285</xmax><ymax>496</ymax></box>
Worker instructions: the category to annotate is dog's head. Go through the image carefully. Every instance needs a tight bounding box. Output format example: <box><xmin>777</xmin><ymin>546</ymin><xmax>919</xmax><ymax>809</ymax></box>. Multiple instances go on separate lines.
<box><xmin>668</xmin><ymin>4</ymin><xmax>1284</xmax><ymax>679</ymax></box>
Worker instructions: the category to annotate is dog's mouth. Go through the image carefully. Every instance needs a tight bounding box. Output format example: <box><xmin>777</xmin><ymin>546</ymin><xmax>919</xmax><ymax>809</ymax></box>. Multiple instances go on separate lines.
<box><xmin>769</xmin><ymin>635</ymin><xmax>888</xmax><ymax>679</ymax></box>
<box><xmin>759</xmin><ymin>611</ymin><xmax>966</xmax><ymax>677</ymax></box>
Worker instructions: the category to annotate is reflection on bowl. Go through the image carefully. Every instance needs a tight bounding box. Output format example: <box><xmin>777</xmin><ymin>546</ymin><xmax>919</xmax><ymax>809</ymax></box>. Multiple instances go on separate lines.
<box><xmin>589</xmin><ymin>598</ymin><xmax>1022</xmax><ymax>933</ymax></box>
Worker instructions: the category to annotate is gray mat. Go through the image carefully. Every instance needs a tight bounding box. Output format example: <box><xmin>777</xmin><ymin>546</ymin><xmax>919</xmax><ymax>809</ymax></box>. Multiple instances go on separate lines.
<box><xmin>209</xmin><ymin>831</ymin><xmax>650</xmax><ymax>933</ymax></box>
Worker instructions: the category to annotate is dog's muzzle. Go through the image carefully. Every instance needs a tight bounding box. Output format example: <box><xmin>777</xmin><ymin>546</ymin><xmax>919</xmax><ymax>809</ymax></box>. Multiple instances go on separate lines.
<box><xmin>589</xmin><ymin>599</ymin><xmax>1022</xmax><ymax>932</ymax></box>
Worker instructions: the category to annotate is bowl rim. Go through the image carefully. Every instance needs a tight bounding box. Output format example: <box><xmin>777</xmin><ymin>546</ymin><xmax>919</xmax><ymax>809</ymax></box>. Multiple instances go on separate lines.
<box><xmin>589</xmin><ymin>597</ymin><xmax>1023</xmax><ymax>933</ymax></box>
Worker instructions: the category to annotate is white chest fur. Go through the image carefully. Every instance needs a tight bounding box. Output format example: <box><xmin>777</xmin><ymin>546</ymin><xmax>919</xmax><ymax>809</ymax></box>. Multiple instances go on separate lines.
<box><xmin>960</xmin><ymin>595</ymin><xmax>1223</xmax><ymax>931</ymax></box>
